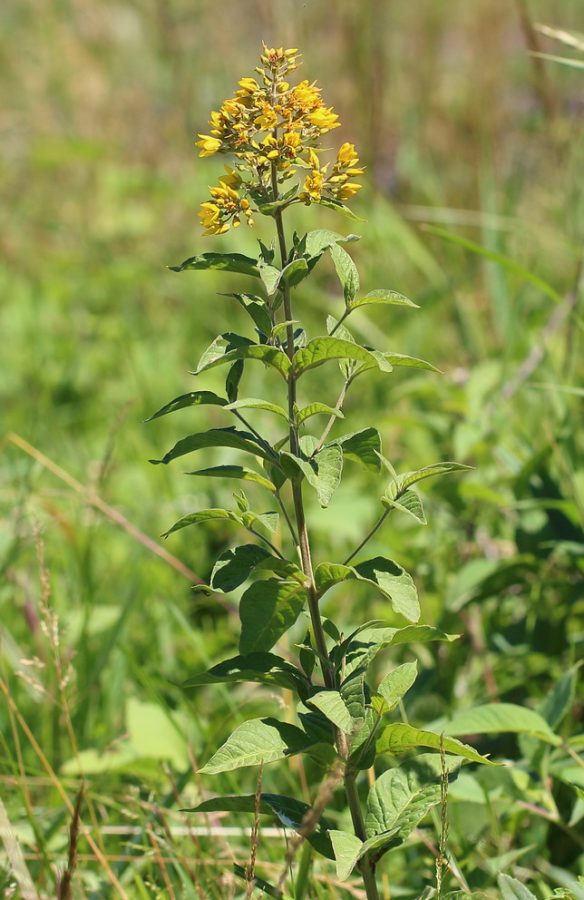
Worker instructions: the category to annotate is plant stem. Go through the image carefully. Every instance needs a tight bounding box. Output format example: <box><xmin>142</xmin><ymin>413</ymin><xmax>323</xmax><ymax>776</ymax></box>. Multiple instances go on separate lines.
<box><xmin>270</xmin><ymin>153</ymin><xmax>379</xmax><ymax>898</ymax></box>
<box><xmin>344</xmin><ymin>509</ymin><xmax>390</xmax><ymax>566</ymax></box>
<box><xmin>295</xmin><ymin>841</ymin><xmax>312</xmax><ymax>900</ymax></box>
<box><xmin>344</xmin><ymin>772</ymin><xmax>381</xmax><ymax>900</ymax></box>
<box><xmin>327</xmin><ymin>308</ymin><xmax>351</xmax><ymax>337</ymax></box>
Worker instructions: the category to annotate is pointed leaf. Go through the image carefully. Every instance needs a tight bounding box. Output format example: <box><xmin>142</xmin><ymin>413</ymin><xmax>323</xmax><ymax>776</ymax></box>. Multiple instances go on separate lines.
<box><xmin>150</xmin><ymin>427</ymin><xmax>278</xmax><ymax>466</ymax></box>
<box><xmin>376</xmin><ymin>723</ymin><xmax>500</xmax><ymax>765</ymax></box>
<box><xmin>242</xmin><ymin>510</ymin><xmax>280</xmax><ymax>534</ymax></box>
<box><xmin>258</xmin><ymin>261</ymin><xmax>282</xmax><ymax>295</ymax></box>
<box><xmin>340</xmin><ymin>669</ymin><xmax>369</xmax><ymax>721</ymax></box>
<box><xmin>336</xmin><ymin>427</ymin><xmax>382</xmax><ymax>473</ymax></box>
<box><xmin>329</xmin><ymin>242</ymin><xmax>360</xmax><ymax>305</ymax></box>
<box><xmin>365</xmin><ymin>753</ymin><xmax>461</xmax><ymax>844</ymax></box>
<box><xmin>385</xmin><ymin>462</ymin><xmax>473</xmax><ymax>501</ymax></box>
<box><xmin>225</xmin><ymin>359</ymin><xmax>244</xmax><ymax>403</ymax></box>
<box><xmin>210</xmin><ymin>544</ymin><xmax>273</xmax><ymax>592</ymax></box>
<box><xmin>187</xmin><ymin>465</ymin><xmax>277</xmax><ymax>492</ymax></box>
<box><xmin>380</xmin><ymin>352</ymin><xmax>441</xmax><ymax>373</ymax></box>
<box><xmin>293</xmin><ymin>338</ymin><xmax>387</xmax><ymax>376</ymax></box>
<box><xmin>199</xmin><ymin>718</ymin><xmax>310</xmax><ymax>774</ymax></box>
<box><xmin>179</xmin><ymin>652</ymin><xmax>310</xmax><ymax>694</ymax></box>
<box><xmin>378</xmin><ymin>662</ymin><xmax>418</xmax><ymax>712</ymax></box>
<box><xmin>314</xmin><ymin>557</ymin><xmax>419</xmax><ymax>622</ymax></box>
<box><xmin>239</xmin><ymin>580</ymin><xmax>308</xmax><ymax>654</ymax></box>
<box><xmin>281</xmin><ymin>258</ymin><xmax>309</xmax><ymax>287</ymax></box>
<box><xmin>312</xmin><ymin>195</ymin><xmax>366</xmax><ymax>222</ymax></box>
<box><xmin>233</xmin><ymin>866</ymin><xmax>291</xmax><ymax>900</ymax></box>
<box><xmin>281</xmin><ymin>444</ymin><xmax>343</xmax><ymax>508</ymax></box>
<box><xmin>162</xmin><ymin>508</ymin><xmax>241</xmax><ymax>538</ymax></box>
<box><xmin>329</xmin><ymin>830</ymin><xmax>363</xmax><ymax>881</ymax></box>
<box><xmin>169</xmin><ymin>251</ymin><xmax>260</xmax><ymax>277</ymax></box>
<box><xmin>144</xmin><ymin>391</ymin><xmax>227</xmax><ymax>422</ymax></box>
<box><xmin>308</xmin><ymin>690</ymin><xmax>354</xmax><ymax>734</ymax></box>
<box><xmin>445</xmin><ymin>703</ymin><xmax>561</xmax><ymax>746</ymax></box>
<box><xmin>497</xmin><ymin>876</ymin><xmax>538</xmax><ymax>900</ymax></box>
<box><xmin>382</xmin><ymin>489</ymin><xmax>427</xmax><ymax>524</ymax></box>
<box><xmin>305</xmin><ymin>230</ymin><xmax>360</xmax><ymax>258</ymax></box>
<box><xmin>191</xmin><ymin>794</ymin><xmax>334</xmax><ymax>860</ymax></box>
<box><xmin>225</xmin><ymin>398</ymin><xmax>289</xmax><ymax>420</ymax></box>
<box><xmin>195</xmin><ymin>344</ymin><xmax>291</xmax><ymax>378</ymax></box>
<box><xmin>221</xmin><ymin>293</ymin><xmax>272</xmax><ymax>336</ymax></box>
<box><xmin>350</xmin><ymin>289</ymin><xmax>419</xmax><ymax>310</ymax></box>
<box><xmin>297</xmin><ymin>403</ymin><xmax>344</xmax><ymax>425</ymax></box>
<box><xmin>342</xmin><ymin>624</ymin><xmax>460</xmax><ymax>677</ymax></box>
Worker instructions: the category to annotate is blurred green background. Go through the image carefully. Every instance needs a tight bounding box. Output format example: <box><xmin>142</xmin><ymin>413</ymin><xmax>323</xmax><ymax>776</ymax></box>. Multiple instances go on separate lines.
<box><xmin>1</xmin><ymin>1</ymin><xmax>584</xmax><ymax>897</ymax></box>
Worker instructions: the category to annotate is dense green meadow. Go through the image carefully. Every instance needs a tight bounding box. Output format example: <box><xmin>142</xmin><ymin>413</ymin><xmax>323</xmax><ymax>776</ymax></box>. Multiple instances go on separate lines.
<box><xmin>1</xmin><ymin>0</ymin><xmax>584</xmax><ymax>897</ymax></box>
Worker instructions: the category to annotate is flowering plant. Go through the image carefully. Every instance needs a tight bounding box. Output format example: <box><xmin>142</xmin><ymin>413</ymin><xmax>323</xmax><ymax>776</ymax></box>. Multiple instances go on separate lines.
<box><xmin>148</xmin><ymin>46</ymin><xmax>489</xmax><ymax>900</ymax></box>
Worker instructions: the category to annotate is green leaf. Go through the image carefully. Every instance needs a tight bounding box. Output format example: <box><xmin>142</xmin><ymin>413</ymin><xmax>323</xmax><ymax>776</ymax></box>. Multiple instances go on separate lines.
<box><xmin>239</xmin><ymin>580</ymin><xmax>308</xmax><ymax>654</ymax></box>
<box><xmin>342</xmin><ymin>624</ymin><xmax>459</xmax><ymax>677</ymax></box>
<box><xmin>376</xmin><ymin>723</ymin><xmax>500</xmax><ymax>765</ymax></box>
<box><xmin>199</xmin><ymin>718</ymin><xmax>310</xmax><ymax>774</ymax></box>
<box><xmin>187</xmin><ymin>465</ymin><xmax>277</xmax><ymax>492</ymax></box>
<box><xmin>385</xmin><ymin>462</ymin><xmax>473</xmax><ymax>501</ymax></box>
<box><xmin>308</xmin><ymin>690</ymin><xmax>354</xmax><ymax>734</ymax></box>
<box><xmin>424</xmin><ymin>225</ymin><xmax>564</xmax><ymax>305</ymax></box>
<box><xmin>312</xmin><ymin>195</ymin><xmax>366</xmax><ymax>222</ymax></box>
<box><xmin>179</xmin><ymin>652</ymin><xmax>310</xmax><ymax>694</ymax></box>
<box><xmin>191</xmin><ymin>794</ymin><xmax>333</xmax><ymax>860</ymax></box>
<box><xmin>377</xmin><ymin>662</ymin><xmax>418</xmax><ymax>712</ymax></box>
<box><xmin>144</xmin><ymin>390</ymin><xmax>227</xmax><ymax>422</ymax></box>
<box><xmin>281</xmin><ymin>258</ymin><xmax>309</xmax><ymax>287</ymax></box>
<box><xmin>382</xmin><ymin>489</ymin><xmax>427</xmax><ymax>524</ymax></box>
<box><xmin>210</xmin><ymin>544</ymin><xmax>272</xmax><ymax>592</ymax></box>
<box><xmin>340</xmin><ymin>669</ymin><xmax>369</xmax><ymax>721</ymax></box>
<box><xmin>329</xmin><ymin>242</ymin><xmax>360</xmax><ymax>305</ymax></box>
<box><xmin>350</xmin><ymin>289</ymin><xmax>419</xmax><ymax>310</ymax></box>
<box><xmin>293</xmin><ymin>338</ymin><xmax>388</xmax><ymax>377</ymax></box>
<box><xmin>281</xmin><ymin>444</ymin><xmax>343</xmax><ymax>508</ymax></box>
<box><xmin>336</xmin><ymin>427</ymin><xmax>382</xmax><ymax>473</ymax></box>
<box><xmin>329</xmin><ymin>830</ymin><xmax>363</xmax><ymax>881</ymax></box>
<box><xmin>380</xmin><ymin>352</ymin><xmax>441</xmax><ymax>373</ymax></box>
<box><xmin>195</xmin><ymin>343</ymin><xmax>291</xmax><ymax>378</ymax></box>
<box><xmin>304</xmin><ymin>230</ymin><xmax>360</xmax><ymax>258</ymax></box>
<box><xmin>497</xmin><ymin>875</ymin><xmax>538</xmax><ymax>900</ymax></box>
<box><xmin>162</xmin><ymin>508</ymin><xmax>241</xmax><ymax>538</ymax></box>
<box><xmin>297</xmin><ymin>403</ymin><xmax>344</xmax><ymax>425</ymax></box>
<box><xmin>258</xmin><ymin>261</ymin><xmax>282</xmax><ymax>295</ymax></box>
<box><xmin>365</xmin><ymin>753</ymin><xmax>461</xmax><ymax>845</ymax></box>
<box><xmin>225</xmin><ymin>398</ymin><xmax>289</xmax><ymax>421</ymax></box>
<box><xmin>445</xmin><ymin>703</ymin><xmax>561</xmax><ymax>746</ymax></box>
<box><xmin>149</xmin><ymin>426</ymin><xmax>278</xmax><ymax>466</ymax></box>
<box><xmin>225</xmin><ymin>359</ymin><xmax>244</xmax><ymax>403</ymax></box>
<box><xmin>242</xmin><ymin>509</ymin><xmax>280</xmax><ymax>534</ymax></box>
<box><xmin>233</xmin><ymin>865</ymin><xmax>291</xmax><ymax>900</ymax></box>
<box><xmin>169</xmin><ymin>251</ymin><xmax>260</xmax><ymax>278</ymax></box>
<box><xmin>314</xmin><ymin>557</ymin><xmax>419</xmax><ymax>623</ymax></box>
<box><xmin>220</xmin><ymin>293</ymin><xmax>272</xmax><ymax>336</ymax></box>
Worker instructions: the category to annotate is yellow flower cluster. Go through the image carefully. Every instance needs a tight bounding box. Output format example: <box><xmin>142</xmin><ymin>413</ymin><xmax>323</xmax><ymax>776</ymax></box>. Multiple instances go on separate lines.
<box><xmin>196</xmin><ymin>44</ymin><xmax>364</xmax><ymax>235</ymax></box>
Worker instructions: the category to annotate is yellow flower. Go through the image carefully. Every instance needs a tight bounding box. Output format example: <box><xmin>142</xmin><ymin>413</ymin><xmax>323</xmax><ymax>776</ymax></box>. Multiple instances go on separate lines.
<box><xmin>218</xmin><ymin>165</ymin><xmax>242</xmax><ymax>188</ymax></box>
<box><xmin>336</xmin><ymin>182</ymin><xmax>362</xmax><ymax>200</ymax></box>
<box><xmin>196</xmin><ymin>134</ymin><xmax>222</xmax><ymax>157</ymax></box>
<box><xmin>255</xmin><ymin>102</ymin><xmax>278</xmax><ymax>130</ymax></box>
<box><xmin>301</xmin><ymin>169</ymin><xmax>324</xmax><ymax>202</ymax></box>
<box><xmin>309</xmin><ymin>107</ymin><xmax>340</xmax><ymax>132</ymax></box>
<box><xmin>236</xmin><ymin>77</ymin><xmax>259</xmax><ymax>95</ymax></box>
<box><xmin>337</xmin><ymin>142</ymin><xmax>359</xmax><ymax>166</ymax></box>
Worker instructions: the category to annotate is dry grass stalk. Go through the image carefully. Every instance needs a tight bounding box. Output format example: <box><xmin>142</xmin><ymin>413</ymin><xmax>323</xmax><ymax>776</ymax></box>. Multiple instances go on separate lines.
<box><xmin>57</xmin><ymin>783</ymin><xmax>84</xmax><ymax>900</ymax></box>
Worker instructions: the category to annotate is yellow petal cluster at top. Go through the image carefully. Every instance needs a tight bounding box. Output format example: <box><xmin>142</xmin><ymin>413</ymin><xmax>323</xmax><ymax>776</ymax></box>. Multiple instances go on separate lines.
<box><xmin>195</xmin><ymin>45</ymin><xmax>364</xmax><ymax>235</ymax></box>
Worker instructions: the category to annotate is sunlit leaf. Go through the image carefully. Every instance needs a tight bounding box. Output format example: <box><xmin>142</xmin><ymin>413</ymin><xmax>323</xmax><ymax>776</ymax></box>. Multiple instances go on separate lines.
<box><xmin>199</xmin><ymin>718</ymin><xmax>311</xmax><ymax>774</ymax></box>
<box><xmin>376</xmin><ymin>723</ymin><xmax>500</xmax><ymax>765</ymax></box>
<box><xmin>149</xmin><ymin>426</ymin><xmax>278</xmax><ymax>466</ymax></box>
<box><xmin>179</xmin><ymin>652</ymin><xmax>310</xmax><ymax>694</ymax></box>
<box><xmin>350</xmin><ymin>289</ymin><xmax>419</xmax><ymax>310</ymax></box>
<box><xmin>187</xmin><ymin>465</ymin><xmax>277</xmax><ymax>492</ymax></box>
<box><xmin>169</xmin><ymin>251</ymin><xmax>260</xmax><ymax>277</ymax></box>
